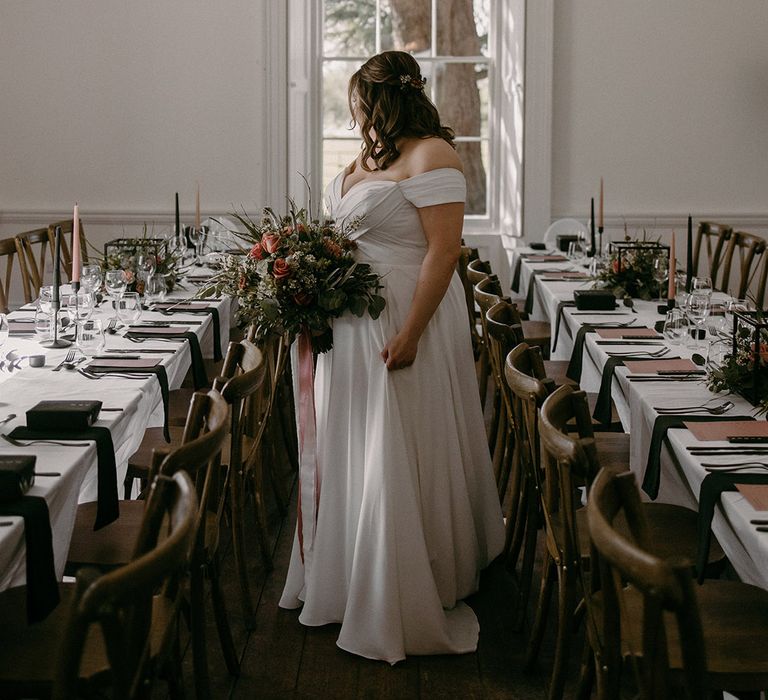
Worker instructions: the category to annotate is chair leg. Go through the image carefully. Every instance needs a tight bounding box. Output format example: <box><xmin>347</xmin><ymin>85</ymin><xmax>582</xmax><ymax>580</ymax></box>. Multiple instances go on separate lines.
<box><xmin>165</xmin><ymin>624</ymin><xmax>187</xmax><ymax>700</ymax></box>
<box><xmin>190</xmin><ymin>561</ymin><xmax>211</xmax><ymax>700</ymax></box>
<box><xmin>230</xmin><ymin>466</ymin><xmax>257</xmax><ymax>630</ymax></box>
<box><xmin>524</xmin><ymin>554</ymin><xmax>556</xmax><ymax>668</ymax></box>
<box><xmin>575</xmin><ymin>637</ymin><xmax>595</xmax><ymax>700</ymax></box>
<box><xmin>477</xmin><ymin>345</ymin><xmax>489</xmax><ymax>405</ymax></box>
<box><xmin>547</xmin><ymin>565</ymin><xmax>578</xmax><ymax>700</ymax></box>
<box><xmin>209</xmin><ymin>554</ymin><xmax>240</xmax><ymax>676</ymax></box>
<box><xmin>491</xmin><ymin>409</ymin><xmax>507</xmax><ymax>487</ymax></box>
<box><xmin>248</xmin><ymin>466</ymin><xmax>274</xmax><ymax>571</ymax></box>
<box><xmin>514</xmin><ymin>481</ymin><xmax>541</xmax><ymax>631</ymax></box>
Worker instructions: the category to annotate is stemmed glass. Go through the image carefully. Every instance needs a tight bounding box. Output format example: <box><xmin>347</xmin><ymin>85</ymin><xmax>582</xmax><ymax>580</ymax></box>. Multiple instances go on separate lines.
<box><xmin>38</xmin><ymin>286</ymin><xmax>53</xmax><ymax>314</ymax></box>
<box><xmin>137</xmin><ymin>253</ymin><xmax>156</xmax><ymax>283</ymax></box>
<box><xmin>76</xmin><ymin>319</ymin><xmax>105</xmax><ymax>356</ymax></box>
<box><xmin>115</xmin><ymin>292</ymin><xmax>142</xmax><ymax>327</ymax></box>
<box><xmin>692</xmin><ymin>276</ymin><xmax>713</xmax><ymax>294</ymax></box>
<box><xmin>686</xmin><ymin>291</ymin><xmax>711</xmax><ymax>350</ymax></box>
<box><xmin>80</xmin><ymin>265</ymin><xmax>103</xmax><ymax>296</ymax></box>
<box><xmin>653</xmin><ymin>257</ymin><xmax>669</xmax><ymax>303</ymax></box>
<box><xmin>143</xmin><ymin>273</ymin><xmax>167</xmax><ymax>307</ymax></box>
<box><xmin>66</xmin><ymin>292</ymin><xmax>95</xmax><ymax>326</ymax></box>
<box><xmin>104</xmin><ymin>270</ymin><xmax>128</xmax><ymax>320</ymax></box>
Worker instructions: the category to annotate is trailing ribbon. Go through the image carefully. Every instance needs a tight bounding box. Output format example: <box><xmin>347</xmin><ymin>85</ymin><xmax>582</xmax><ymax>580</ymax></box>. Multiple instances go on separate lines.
<box><xmin>641</xmin><ymin>414</ymin><xmax>756</xmax><ymax>500</ymax></box>
<box><xmin>296</xmin><ymin>330</ymin><xmax>320</xmax><ymax>565</ymax></box>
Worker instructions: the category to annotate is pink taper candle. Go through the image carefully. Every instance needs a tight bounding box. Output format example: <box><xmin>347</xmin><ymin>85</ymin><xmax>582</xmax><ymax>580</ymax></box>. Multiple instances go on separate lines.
<box><xmin>668</xmin><ymin>232</ymin><xmax>676</xmax><ymax>300</ymax></box>
<box><xmin>195</xmin><ymin>182</ymin><xmax>201</xmax><ymax>230</ymax></box>
<box><xmin>72</xmin><ymin>203</ymin><xmax>81</xmax><ymax>283</ymax></box>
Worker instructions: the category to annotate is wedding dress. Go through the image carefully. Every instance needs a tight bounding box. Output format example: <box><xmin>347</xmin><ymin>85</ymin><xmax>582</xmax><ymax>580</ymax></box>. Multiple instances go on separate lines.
<box><xmin>279</xmin><ymin>167</ymin><xmax>505</xmax><ymax>664</ymax></box>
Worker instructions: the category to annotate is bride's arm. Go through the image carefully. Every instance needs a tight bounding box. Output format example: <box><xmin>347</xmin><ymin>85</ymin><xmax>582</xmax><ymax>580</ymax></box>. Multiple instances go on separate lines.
<box><xmin>380</xmin><ymin>201</ymin><xmax>464</xmax><ymax>371</ymax></box>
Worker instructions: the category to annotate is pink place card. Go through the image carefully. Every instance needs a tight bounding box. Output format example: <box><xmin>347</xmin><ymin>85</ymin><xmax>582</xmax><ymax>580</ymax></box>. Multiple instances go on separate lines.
<box><xmin>596</xmin><ymin>327</ymin><xmax>661</xmax><ymax>339</ymax></box>
<box><xmin>736</xmin><ymin>484</ymin><xmax>768</xmax><ymax>512</ymax></box>
<box><xmin>126</xmin><ymin>326</ymin><xmax>190</xmax><ymax>335</ymax></box>
<box><xmin>9</xmin><ymin>321</ymin><xmax>35</xmax><ymax>332</ymax></box>
<box><xmin>87</xmin><ymin>358</ymin><xmax>161</xmax><ymax>369</ymax></box>
<box><xmin>685</xmin><ymin>420</ymin><xmax>768</xmax><ymax>442</ymax></box>
<box><xmin>624</xmin><ymin>358</ymin><xmax>700</xmax><ymax>374</ymax></box>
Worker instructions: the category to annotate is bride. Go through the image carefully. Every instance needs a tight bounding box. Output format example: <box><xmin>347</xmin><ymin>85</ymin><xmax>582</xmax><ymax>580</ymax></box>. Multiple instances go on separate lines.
<box><xmin>279</xmin><ymin>50</ymin><xmax>504</xmax><ymax>664</ymax></box>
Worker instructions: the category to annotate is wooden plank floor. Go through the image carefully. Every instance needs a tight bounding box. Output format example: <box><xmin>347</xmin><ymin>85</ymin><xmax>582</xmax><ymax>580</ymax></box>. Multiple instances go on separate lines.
<box><xmin>167</xmin><ymin>470</ymin><xmax>584</xmax><ymax>699</ymax></box>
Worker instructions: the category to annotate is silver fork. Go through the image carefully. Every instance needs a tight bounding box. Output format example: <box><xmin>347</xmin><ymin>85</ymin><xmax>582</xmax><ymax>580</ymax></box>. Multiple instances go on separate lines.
<box><xmin>702</xmin><ymin>461</ymin><xmax>768</xmax><ymax>471</ymax></box>
<box><xmin>655</xmin><ymin>401</ymin><xmax>734</xmax><ymax>415</ymax></box>
<box><xmin>0</xmin><ymin>434</ymin><xmax>91</xmax><ymax>447</ymax></box>
<box><xmin>53</xmin><ymin>349</ymin><xmax>77</xmax><ymax>372</ymax></box>
<box><xmin>606</xmin><ymin>348</ymin><xmax>670</xmax><ymax>358</ymax></box>
<box><xmin>77</xmin><ymin>368</ymin><xmax>152</xmax><ymax>380</ymax></box>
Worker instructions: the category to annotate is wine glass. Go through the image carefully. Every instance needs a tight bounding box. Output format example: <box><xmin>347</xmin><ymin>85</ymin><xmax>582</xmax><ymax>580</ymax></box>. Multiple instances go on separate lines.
<box><xmin>662</xmin><ymin>308</ymin><xmax>688</xmax><ymax>346</ymax></box>
<box><xmin>137</xmin><ymin>253</ymin><xmax>156</xmax><ymax>282</ymax></box>
<box><xmin>104</xmin><ymin>269</ymin><xmax>127</xmax><ymax>318</ymax></box>
<box><xmin>692</xmin><ymin>276</ymin><xmax>713</xmax><ymax>294</ymax></box>
<box><xmin>38</xmin><ymin>286</ymin><xmax>53</xmax><ymax>314</ymax></box>
<box><xmin>686</xmin><ymin>291</ymin><xmax>711</xmax><ymax>349</ymax></box>
<box><xmin>115</xmin><ymin>292</ymin><xmax>142</xmax><ymax>327</ymax></box>
<box><xmin>34</xmin><ymin>309</ymin><xmax>52</xmax><ymax>340</ymax></box>
<box><xmin>65</xmin><ymin>292</ymin><xmax>95</xmax><ymax>325</ymax></box>
<box><xmin>80</xmin><ymin>265</ymin><xmax>102</xmax><ymax>295</ymax></box>
<box><xmin>144</xmin><ymin>273</ymin><xmax>167</xmax><ymax>306</ymax></box>
<box><xmin>653</xmin><ymin>257</ymin><xmax>669</xmax><ymax>302</ymax></box>
<box><xmin>76</xmin><ymin>319</ymin><xmax>105</xmax><ymax>356</ymax></box>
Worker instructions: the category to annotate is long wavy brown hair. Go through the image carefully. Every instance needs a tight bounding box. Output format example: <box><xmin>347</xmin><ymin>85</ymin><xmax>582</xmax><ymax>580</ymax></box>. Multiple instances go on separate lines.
<box><xmin>348</xmin><ymin>51</ymin><xmax>455</xmax><ymax>172</ymax></box>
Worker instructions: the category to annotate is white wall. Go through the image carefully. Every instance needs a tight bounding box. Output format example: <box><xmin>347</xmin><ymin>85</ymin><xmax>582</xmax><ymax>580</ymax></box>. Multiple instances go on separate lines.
<box><xmin>0</xmin><ymin>0</ymin><xmax>277</xmax><ymax>248</ymax></box>
<box><xmin>550</xmin><ymin>0</ymin><xmax>768</xmax><ymax>241</ymax></box>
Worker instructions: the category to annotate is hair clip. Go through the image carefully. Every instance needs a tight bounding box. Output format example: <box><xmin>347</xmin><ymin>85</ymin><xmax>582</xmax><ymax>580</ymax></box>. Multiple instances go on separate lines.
<box><xmin>399</xmin><ymin>74</ymin><xmax>426</xmax><ymax>91</ymax></box>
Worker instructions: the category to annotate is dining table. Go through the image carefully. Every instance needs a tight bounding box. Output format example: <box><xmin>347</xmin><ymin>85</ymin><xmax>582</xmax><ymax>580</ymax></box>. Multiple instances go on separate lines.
<box><xmin>0</xmin><ymin>269</ymin><xmax>234</xmax><ymax>595</ymax></box>
<box><xmin>511</xmin><ymin>247</ymin><xmax>768</xmax><ymax>589</ymax></box>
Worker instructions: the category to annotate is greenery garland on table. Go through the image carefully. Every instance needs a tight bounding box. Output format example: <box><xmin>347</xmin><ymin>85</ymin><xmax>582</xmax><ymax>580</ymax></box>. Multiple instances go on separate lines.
<box><xmin>592</xmin><ymin>235</ymin><xmax>664</xmax><ymax>301</ymax></box>
<box><xmin>707</xmin><ymin>309</ymin><xmax>768</xmax><ymax>416</ymax></box>
<box><xmin>196</xmin><ymin>203</ymin><xmax>386</xmax><ymax>353</ymax></box>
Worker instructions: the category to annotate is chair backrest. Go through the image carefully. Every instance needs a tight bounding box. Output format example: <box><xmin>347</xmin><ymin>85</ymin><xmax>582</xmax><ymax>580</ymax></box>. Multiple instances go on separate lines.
<box><xmin>693</xmin><ymin>221</ymin><xmax>732</xmax><ymax>286</ymax></box>
<box><xmin>719</xmin><ymin>230</ymin><xmax>766</xmax><ymax>299</ymax></box>
<box><xmin>0</xmin><ymin>237</ymin><xmax>27</xmax><ymax>312</ymax></box>
<box><xmin>49</xmin><ymin>218</ymin><xmax>89</xmax><ymax>282</ymax></box>
<box><xmin>754</xmin><ymin>248</ymin><xmax>768</xmax><ymax>312</ymax></box>
<box><xmin>486</xmin><ymin>300</ymin><xmax>526</xmax><ymax>420</ymax></box>
<box><xmin>466</xmin><ymin>257</ymin><xmax>492</xmax><ymax>286</ymax></box>
<box><xmin>53</xmin><ymin>471</ymin><xmax>198</xmax><ymax>700</ymax></box>
<box><xmin>457</xmin><ymin>245</ymin><xmax>481</xmax><ymax>348</ymax></box>
<box><xmin>15</xmin><ymin>227</ymin><xmax>53</xmax><ymax>301</ymax></box>
<box><xmin>587</xmin><ymin>467</ymin><xmax>706</xmax><ymax>699</ymax></box>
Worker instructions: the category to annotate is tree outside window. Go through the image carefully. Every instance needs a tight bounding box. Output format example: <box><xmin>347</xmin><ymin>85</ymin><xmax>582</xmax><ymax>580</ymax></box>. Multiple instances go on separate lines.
<box><xmin>322</xmin><ymin>0</ymin><xmax>490</xmax><ymax>216</ymax></box>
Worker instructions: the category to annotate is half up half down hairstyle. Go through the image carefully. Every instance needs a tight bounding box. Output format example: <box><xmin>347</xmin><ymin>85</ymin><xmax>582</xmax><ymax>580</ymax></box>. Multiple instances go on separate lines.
<box><xmin>348</xmin><ymin>51</ymin><xmax>455</xmax><ymax>172</ymax></box>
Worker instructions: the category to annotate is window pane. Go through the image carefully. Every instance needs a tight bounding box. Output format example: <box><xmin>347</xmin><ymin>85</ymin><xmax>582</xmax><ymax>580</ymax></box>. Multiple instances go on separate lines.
<box><xmin>456</xmin><ymin>140</ymin><xmax>488</xmax><ymax>216</ymax></box>
<box><xmin>324</xmin><ymin>0</ymin><xmax>376</xmax><ymax>57</ymax></box>
<box><xmin>323</xmin><ymin>61</ymin><xmax>358</xmax><ymax>138</ymax></box>
<box><xmin>436</xmin><ymin>0</ymin><xmax>489</xmax><ymax>57</ymax></box>
<box><xmin>433</xmin><ymin>62</ymin><xmax>487</xmax><ymax>138</ymax></box>
<box><xmin>380</xmin><ymin>0</ymin><xmax>431</xmax><ymax>54</ymax></box>
<box><xmin>323</xmin><ymin>139</ymin><xmax>360</xmax><ymax>190</ymax></box>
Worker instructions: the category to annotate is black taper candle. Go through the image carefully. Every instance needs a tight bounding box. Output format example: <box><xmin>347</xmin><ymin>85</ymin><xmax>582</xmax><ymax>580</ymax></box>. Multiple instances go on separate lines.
<box><xmin>686</xmin><ymin>215</ymin><xmax>693</xmax><ymax>293</ymax></box>
<box><xmin>175</xmin><ymin>192</ymin><xmax>180</xmax><ymax>237</ymax></box>
<box><xmin>590</xmin><ymin>198</ymin><xmax>596</xmax><ymax>256</ymax></box>
<box><xmin>52</xmin><ymin>225</ymin><xmax>61</xmax><ymax>305</ymax></box>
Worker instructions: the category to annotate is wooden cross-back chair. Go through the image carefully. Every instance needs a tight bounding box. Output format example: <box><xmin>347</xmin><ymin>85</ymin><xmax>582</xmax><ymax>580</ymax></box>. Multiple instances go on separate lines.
<box><xmin>49</xmin><ymin>218</ymin><xmax>88</xmax><ymax>282</ymax></box>
<box><xmin>0</xmin><ymin>237</ymin><xmax>28</xmax><ymax>312</ymax></box>
<box><xmin>457</xmin><ymin>245</ymin><xmax>481</xmax><ymax>354</ymax></box>
<box><xmin>718</xmin><ymin>230</ymin><xmax>766</xmax><ymax>299</ymax></box>
<box><xmin>692</xmin><ymin>221</ymin><xmax>732</xmax><ymax>286</ymax></box>
<box><xmin>587</xmin><ymin>467</ymin><xmax>768</xmax><ymax>699</ymax></box>
<box><xmin>754</xmin><ymin>248</ymin><xmax>768</xmax><ymax>311</ymax></box>
<box><xmin>0</xmin><ymin>470</ymin><xmax>197</xmax><ymax>700</ymax></box>
<box><xmin>66</xmin><ymin>389</ymin><xmax>234</xmax><ymax>700</ymax></box>
<box><xmin>538</xmin><ymin>385</ymin><xmax>725</xmax><ymax>700</ymax></box>
<box><xmin>15</xmin><ymin>226</ymin><xmax>54</xmax><ymax>301</ymax></box>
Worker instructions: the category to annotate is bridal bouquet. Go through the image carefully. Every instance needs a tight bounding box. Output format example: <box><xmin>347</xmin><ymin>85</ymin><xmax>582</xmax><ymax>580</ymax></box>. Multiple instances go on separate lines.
<box><xmin>197</xmin><ymin>204</ymin><xmax>386</xmax><ymax>352</ymax></box>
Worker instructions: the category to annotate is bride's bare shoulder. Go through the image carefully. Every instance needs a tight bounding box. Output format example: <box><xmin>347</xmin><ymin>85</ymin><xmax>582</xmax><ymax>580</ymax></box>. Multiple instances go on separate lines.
<box><xmin>403</xmin><ymin>137</ymin><xmax>463</xmax><ymax>177</ymax></box>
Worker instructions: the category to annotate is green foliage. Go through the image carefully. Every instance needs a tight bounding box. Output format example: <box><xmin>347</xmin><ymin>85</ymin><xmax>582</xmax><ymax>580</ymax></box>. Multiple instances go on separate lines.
<box><xmin>593</xmin><ymin>237</ymin><xmax>665</xmax><ymax>301</ymax></box>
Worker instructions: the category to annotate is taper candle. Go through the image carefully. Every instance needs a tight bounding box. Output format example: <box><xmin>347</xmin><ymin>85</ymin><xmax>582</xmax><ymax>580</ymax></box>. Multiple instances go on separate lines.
<box><xmin>175</xmin><ymin>192</ymin><xmax>180</xmax><ymax>237</ymax></box>
<box><xmin>590</xmin><ymin>198</ymin><xmax>596</xmax><ymax>254</ymax></box>
<box><xmin>686</xmin><ymin>215</ymin><xmax>693</xmax><ymax>293</ymax></box>
<box><xmin>668</xmin><ymin>232</ymin><xmax>676</xmax><ymax>300</ymax></box>
<box><xmin>599</xmin><ymin>177</ymin><xmax>604</xmax><ymax>229</ymax></box>
<box><xmin>53</xmin><ymin>225</ymin><xmax>61</xmax><ymax>304</ymax></box>
<box><xmin>71</xmin><ymin>203</ymin><xmax>80</xmax><ymax>283</ymax></box>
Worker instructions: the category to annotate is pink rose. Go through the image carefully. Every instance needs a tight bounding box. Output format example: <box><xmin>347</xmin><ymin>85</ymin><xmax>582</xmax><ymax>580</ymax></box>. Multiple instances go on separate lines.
<box><xmin>248</xmin><ymin>242</ymin><xmax>264</xmax><ymax>259</ymax></box>
<box><xmin>272</xmin><ymin>258</ymin><xmax>291</xmax><ymax>279</ymax></box>
<box><xmin>262</xmin><ymin>233</ymin><xmax>281</xmax><ymax>254</ymax></box>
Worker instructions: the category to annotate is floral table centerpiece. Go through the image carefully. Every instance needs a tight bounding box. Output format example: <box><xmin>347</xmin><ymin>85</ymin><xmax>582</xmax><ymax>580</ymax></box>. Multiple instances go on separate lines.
<box><xmin>707</xmin><ymin>309</ymin><xmax>768</xmax><ymax>416</ymax></box>
<box><xmin>593</xmin><ymin>235</ymin><xmax>668</xmax><ymax>301</ymax></box>
<box><xmin>196</xmin><ymin>203</ymin><xmax>385</xmax><ymax>353</ymax></box>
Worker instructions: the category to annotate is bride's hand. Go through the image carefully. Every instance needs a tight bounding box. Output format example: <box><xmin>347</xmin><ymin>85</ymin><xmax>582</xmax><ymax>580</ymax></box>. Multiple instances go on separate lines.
<box><xmin>381</xmin><ymin>332</ymin><xmax>418</xmax><ymax>371</ymax></box>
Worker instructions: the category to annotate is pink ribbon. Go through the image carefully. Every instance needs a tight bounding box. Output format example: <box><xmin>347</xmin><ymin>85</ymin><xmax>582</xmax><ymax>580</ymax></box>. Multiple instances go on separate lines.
<box><xmin>297</xmin><ymin>330</ymin><xmax>320</xmax><ymax>564</ymax></box>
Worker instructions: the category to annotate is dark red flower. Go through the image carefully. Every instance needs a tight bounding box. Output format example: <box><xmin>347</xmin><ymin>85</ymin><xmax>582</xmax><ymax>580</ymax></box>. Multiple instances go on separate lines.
<box><xmin>272</xmin><ymin>258</ymin><xmax>291</xmax><ymax>279</ymax></box>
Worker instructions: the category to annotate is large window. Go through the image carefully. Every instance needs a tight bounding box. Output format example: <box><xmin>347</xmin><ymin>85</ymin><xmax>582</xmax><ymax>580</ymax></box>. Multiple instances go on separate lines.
<box><xmin>321</xmin><ymin>0</ymin><xmax>492</xmax><ymax>218</ymax></box>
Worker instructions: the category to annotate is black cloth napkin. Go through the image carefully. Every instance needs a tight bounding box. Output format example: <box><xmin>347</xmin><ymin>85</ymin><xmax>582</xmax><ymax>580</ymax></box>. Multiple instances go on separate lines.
<box><xmin>511</xmin><ymin>255</ymin><xmax>523</xmax><ymax>292</ymax></box>
<box><xmin>8</xmin><ymin>426</ymin><xmax>119</xmax><ymax>530</ymax></box>
<box><xmin>126</xmin><ymin>330</ymin><xmax>208</xmax><ymax>388</ymax></box>
<box><xmin>641</xmin><ymin>415</ymin><xmax>757</xmax><ymax>500</ymax></box>
<box><xmin>551</xmin><ymin>300</ymin><xmax>577</xmax><ymax>353</ymax></box>
<box><xmin>89</xmin><ymin>366</ymin><xmax>170</xmax><ymax>442</ymax></box>
<box><xmin>0</xmin><ymin>496</ymin><xmax>59</xmax><ymax>623</ymax></box>
<box><xmin>592</xmin><ymin>356</ymin><xmax>629</xmax><ymax>426</ymax></box>
<box><xmin>158</xmin><ymin>307</ymin><xmax>222</xmax><ymax>362</ymax></box>
<box><xmin>566</xmin><ymin>324</ymin><xmax>599</xmax><ymax>383</ymax></box>
<box><xmin>696</xmin><ymin>471</ymin><xmax>768</xmax><ymax>582</ymax></box>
